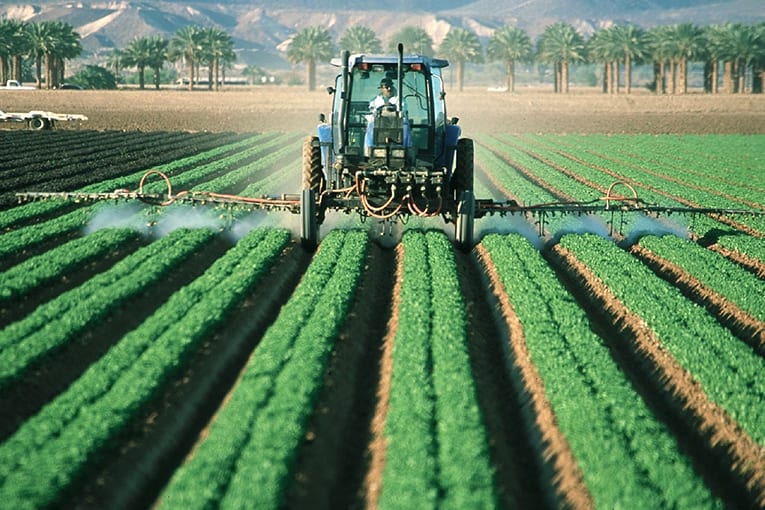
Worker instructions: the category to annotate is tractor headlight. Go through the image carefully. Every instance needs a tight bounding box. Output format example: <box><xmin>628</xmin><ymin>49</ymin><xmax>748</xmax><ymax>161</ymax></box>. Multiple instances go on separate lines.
<box><xmin>372</xmin><ymin>148</ymin><xmax>387</xmax><ymax>159</ymax></box>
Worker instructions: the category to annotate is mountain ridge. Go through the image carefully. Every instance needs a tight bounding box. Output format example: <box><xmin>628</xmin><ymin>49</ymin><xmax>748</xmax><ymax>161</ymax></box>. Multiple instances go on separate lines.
<box><xmin>2</xmin><ymin>0</ymin><xmax>762</xmax><ymax>69</ymax></box>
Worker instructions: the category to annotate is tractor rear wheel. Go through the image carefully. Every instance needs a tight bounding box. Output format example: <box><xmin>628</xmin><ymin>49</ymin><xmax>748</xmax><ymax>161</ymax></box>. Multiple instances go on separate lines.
<box><xmin>455</xmin><ymin>189</ymin><xmax>475</xmax><ymax>251</ymax></box>
<box><xmin>302</xmin><ymin>136</ymin><xmax>325</xmax><ymax>193</ymax></box>
<box><xmin>451</xmin><ymin>138</ymin><xmax>474</xmax><ymax>201</ymax></box>
<box><xmin>301</xmin><ymin>136</ymin><xmax>325</xmax><ymax>250</ymax></box>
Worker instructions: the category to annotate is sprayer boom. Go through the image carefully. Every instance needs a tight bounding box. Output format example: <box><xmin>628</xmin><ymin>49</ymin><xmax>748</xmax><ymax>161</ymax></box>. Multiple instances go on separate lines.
<box><xmin>14</xmin><ymin>172</ymin><xmax>764</xmax><ymax>241</ymax></box>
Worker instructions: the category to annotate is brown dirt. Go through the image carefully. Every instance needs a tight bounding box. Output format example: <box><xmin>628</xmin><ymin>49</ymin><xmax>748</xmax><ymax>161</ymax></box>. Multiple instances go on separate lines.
<box><xmin>3</xmin><ymin>87</ymin><xmax>765</xmax><ymax>134</ymax></box>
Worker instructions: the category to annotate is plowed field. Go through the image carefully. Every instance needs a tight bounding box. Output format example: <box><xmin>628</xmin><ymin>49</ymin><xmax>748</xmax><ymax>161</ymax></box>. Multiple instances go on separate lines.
<box><xmin>1</xmin><ymin>89</ymin><xmax>764</xmax><ymax>509</ymax></box>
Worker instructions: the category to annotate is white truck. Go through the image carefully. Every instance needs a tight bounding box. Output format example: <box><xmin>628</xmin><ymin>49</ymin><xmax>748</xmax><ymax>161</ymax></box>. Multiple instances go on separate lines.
<box><xmin>0</xmin><ymin>109</ymin><xmax>88</xmax><ymax>130</ymax></box>
<box><xmin>1</xmin><ymin>80</ymin><xmax>37</xmax><ymax>90</ymax></box>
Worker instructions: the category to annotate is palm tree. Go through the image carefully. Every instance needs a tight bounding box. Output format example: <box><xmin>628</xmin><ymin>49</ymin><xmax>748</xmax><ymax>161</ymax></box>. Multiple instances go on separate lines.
<box><xmin>387</xmin><ymin>26</ymin><xmax>434</xmax><ymax>56</ymax></box>
<box><xmin>339</xmin><ymin>26</ymin><xmax>382</xmax><ymax>53</ymax></box>
<box><xmin>286</xmin><ymin>26</ymin><xmax>334</xmax><ymax>91</ymax></box>
<box><xmin>106</xmin><ymin>48</ymin><xmax>126</xmax><ymax>83</ymax></box>
<box><xmin>587</xmin><ymin>27</ymin><xmax>622</xmax><ymax>93</ymax></box>
<box><xmin>169</xmin><ymin>25</ymin><xmax>203</xmax><ymax>90</ymax></box>
<box><xmin>647</xmin><ymin>25</ymin><xmax>674</xmax><ymax>94</ymax></box>
<box><xmin>537</xmin><ymin>22</ymin><xmax>586</xmax><ymax>93</ymax></box>
<box><xmin>147</xmin><ymin>35</ymin><xmax>169</xmax><ymax>89</ymax></box>
<box><xmin>753</xmin><ymin>23</ymin><xmax>765</xmax><ymax>93</ymax></box>
<box><xmin>611</xmin><ymin>25</ymin><xmax>648</xmax><ymax>94</ymax></box>
<box><xmin>54</xmin><ymin>22</ymin><xmax>82</xmax><ymax>87</ymax></box>
<box><xmin>26</xmin><ymin>21</ymin><xmax>55</xmax><ymax>88</ymax></box>
<box><xmin>122</xmin><ymin>36</ymin><xmax>153</xmax><ymax>89</ymax></box>
<box><xmin>487</xmin><ymin>25</ymin><xmax>532</xmax><ymax>93</ymax></box>
<box><xmin>720</xmin><ymin>23</ymin><xmax>762</xmax><ymax>93</ymax></box>
<box><xmin>664</xmin><ymin>23</ymin><xmax>703</xmax><ymax>94</ymax></box>
<box><xmin>25</xmin><ymin>21</ymin><xmax>81</xmax><ymax>89</ymax></box>
<box><xmin>200</xmin><ymin>27</ymin><xmax>235</xmax><ymax>90</ymax></box>
<box><xmin>0</xmin><ymin>19</ymin><xmax>29</xmax><ymax>85</ymax></box>
<box><xmin>439</xmin><ymin>27</ymin><xmax>482</xmax><ymax>92</ymax></box>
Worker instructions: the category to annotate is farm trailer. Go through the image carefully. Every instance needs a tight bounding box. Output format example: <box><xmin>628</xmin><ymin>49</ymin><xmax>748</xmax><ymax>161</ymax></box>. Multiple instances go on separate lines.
<box><xmin>1</xmin><ymin>109</ymin><xmax>88</xmax><ymax>130</ymax></box>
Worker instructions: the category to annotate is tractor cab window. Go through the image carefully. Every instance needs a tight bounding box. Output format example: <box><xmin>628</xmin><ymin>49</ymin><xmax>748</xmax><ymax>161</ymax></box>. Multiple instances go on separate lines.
<box><xmin>344</xmin><ymin>64</ymin><xmax>432</xmax><ymax>157</ymax></box>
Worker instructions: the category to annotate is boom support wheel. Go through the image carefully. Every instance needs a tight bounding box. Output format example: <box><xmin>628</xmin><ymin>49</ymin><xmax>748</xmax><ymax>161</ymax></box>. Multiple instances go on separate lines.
<box><xmin>300</xmin><ymin>188</ymin><xmax>319</xmax><ymax>250</ymax></box>
<box><xmin>451</xmin><ymin>138</ymin><xmax>474</xmax><ymax>201</ymax></box>
<box><xmin>455</xmin><ymin>189</ymin><xmax>475</xmax><ymax>251</ymax></box>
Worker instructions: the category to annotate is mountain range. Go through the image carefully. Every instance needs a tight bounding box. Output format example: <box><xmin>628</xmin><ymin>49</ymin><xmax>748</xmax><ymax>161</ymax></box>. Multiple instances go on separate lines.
<box><xmin>2</xmin><ymin>0</ymin><xmax>763</xmax><ymax>69</ymax></box>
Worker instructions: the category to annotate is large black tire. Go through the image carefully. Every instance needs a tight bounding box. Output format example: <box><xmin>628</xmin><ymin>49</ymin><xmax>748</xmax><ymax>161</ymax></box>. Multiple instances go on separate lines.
<box><xmin>300</xmin><ymin>188</ymin><xmax>319</xmax><ymax>251</ymax></box>
<box><xmin>302</xmin><ymin>135</ymin><xmax>325</xmax><ymax>193</ymax></box>
<box><xmin>451</xmin><ymin>138</ymin><xmax>474</xmax><ymax>201</ymax></box>
<box><xmin>455</xmin><ymin>189</ymin><xmax>475</xmax><ymax>251</ymax></box>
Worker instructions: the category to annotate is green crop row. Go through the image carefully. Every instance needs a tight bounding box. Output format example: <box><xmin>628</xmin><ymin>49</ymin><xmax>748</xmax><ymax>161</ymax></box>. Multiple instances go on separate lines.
<box><xmin>491</xmin><ymin>134</ymin><xmax>765</xmax><ymax>264</ymax></box>
<box><xmin>638</xmin><ymin>235</ymin><xmax>765</xmax><ymax>322</ymax></box>
<box><xmin>0</xmin><ymin>134</ymin><xmax>267</xmax><ymax>230</ymax></box>
<box><xmin>379</xmin><ymin>230</ymin><xmax>496</xmax><ymax>509</ymax></box>
<box><xmin>159</xmin><ymin>229</ymin><xmax>368</xmax><ymax>509</ymax></box>
<box><xmin>482</xmin><ymin>233</ymin><xmax>718</xmax><ymax>508</ymax></box>
<box><xmin>0</xmin><ymin>227</ymin><xmax>290</xmax><ymax>509</ymax></box>
<box><xmin>541</xmin><ymin>134</ymin><xmax>765</xmax><ymax>190</ymax></box>
<box><xmin>559</xmin><ymin>233</ymin><xmax>765</xmax><ymax>445</ymax></box>
<box><xmin>0</xmin><ymin>227</ymin><xmax>139</xmax><ymax>303</ymax></box>
<box><xmin>0</xmin><ymin>133</ymin><xmax>292</xmax><ymax>257</ymax></box>
<box><xmin>0</xmin><ymin>228</ymin><xmax>215</xmax><ymax>388</ymax></box>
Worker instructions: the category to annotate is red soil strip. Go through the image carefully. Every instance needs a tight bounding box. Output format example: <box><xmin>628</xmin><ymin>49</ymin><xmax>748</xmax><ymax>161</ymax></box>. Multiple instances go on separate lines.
<box><xmin>631</xmin><ymin>244</ymin><xmax>765</xmax><ymax>356</ymax></box>
<box><xmin>363</xmin><ymin>243</ymin><xmax>403</xmax><ymax>509</ymax></box>
<box><xmin>550</xmin><ymin>243</ymin><xmax>765</xmax><ymax>507</ymax></box>
<box><xmin>475</xmin><ymin>244</ymin><xmax>594</xmax><ymax>509</ymax></box>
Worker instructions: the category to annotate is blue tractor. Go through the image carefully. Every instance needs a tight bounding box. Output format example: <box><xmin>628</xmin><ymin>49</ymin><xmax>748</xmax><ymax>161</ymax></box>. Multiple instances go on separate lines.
<box><xmin>300</xmin><ymin>44</ymin><xmax>475</xmax><ymax>250</ymax></box>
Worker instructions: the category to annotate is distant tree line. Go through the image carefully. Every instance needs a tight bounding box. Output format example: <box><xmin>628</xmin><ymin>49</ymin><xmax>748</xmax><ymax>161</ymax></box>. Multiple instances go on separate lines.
<box><xmin>2</xmin><ymin>17</ymin><xmax>764</xmax><ymax>93</ymax></box>
<box><xmin>293</xmin><ymin>22</ymin><xmax>765</xmax><ymax>94</ymax></box>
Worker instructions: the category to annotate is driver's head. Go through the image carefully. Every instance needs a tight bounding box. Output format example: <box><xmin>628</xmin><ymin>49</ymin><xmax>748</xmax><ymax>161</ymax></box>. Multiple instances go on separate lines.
<box><xmin>379</xmin><ymin>78</ymin><xmax>393</xmax><ymax>96</ymax></box>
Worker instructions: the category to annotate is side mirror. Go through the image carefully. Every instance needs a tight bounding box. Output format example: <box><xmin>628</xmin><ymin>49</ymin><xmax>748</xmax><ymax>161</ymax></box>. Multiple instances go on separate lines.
<box><xmin>450</xmin><ymin>117</ymin><xmax>459</xmax><ymax>125</ymax></box>
<box><xmin>326</xmin><ymin>86</ymin><xmax>335</xmax><ymax>95</ymax></box>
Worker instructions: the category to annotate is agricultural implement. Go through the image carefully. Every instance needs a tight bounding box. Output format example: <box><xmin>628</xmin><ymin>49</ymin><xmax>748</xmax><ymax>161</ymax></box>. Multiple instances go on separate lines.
<box><xmin>1</xmin><ymin>109</ymin><xmax>87</xmax><ymax>130</ymax></box>
<box><xmin>14</xmin><ymin>46</ymin><xmax>765</xmax><ymax>249</ymax></box>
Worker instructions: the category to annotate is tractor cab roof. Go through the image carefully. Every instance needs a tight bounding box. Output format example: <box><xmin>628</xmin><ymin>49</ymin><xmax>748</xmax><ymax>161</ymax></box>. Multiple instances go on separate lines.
<box><xmin>330</xmin><ymin>53</ymin><xmax>449</xmax><ymax>70</ymax></box>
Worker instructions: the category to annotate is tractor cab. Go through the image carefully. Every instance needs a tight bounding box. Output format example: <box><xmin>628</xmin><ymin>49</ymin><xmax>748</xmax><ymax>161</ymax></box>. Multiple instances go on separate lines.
<box><xmin>323</xmin><ymin>49</ymin><xmax>461</xmax><ymax>185</ymax></box>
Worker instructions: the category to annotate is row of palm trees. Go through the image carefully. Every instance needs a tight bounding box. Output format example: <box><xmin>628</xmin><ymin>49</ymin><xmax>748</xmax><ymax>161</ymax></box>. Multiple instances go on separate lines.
<box><xmin>291</xmin><ymin>22</ymin><xmax>765</xmax><ymax>94</ymax></box>
<box><xmin>0</xmin><ymin>19</ymin><xmax>81</xmax><ymax>89</ymax></box>
<box><xmin>108</xmin><ymin>26</ymin><xmax>236</xmax><ymax>91</ymax></box>
<box><xmin>2</xmin><ymin>17</ymin><xmax>763</xmax><ymax>94</ymax></box>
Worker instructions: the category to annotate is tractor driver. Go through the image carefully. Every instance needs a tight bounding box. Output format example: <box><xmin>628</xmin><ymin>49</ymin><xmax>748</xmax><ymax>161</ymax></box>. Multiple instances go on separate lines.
<box><xmin>369</xmin><ymin>77</ymin><xmax>399</xmax><ymax>112</ymax></box>
<box><xmin>364</xmin><ymin>77</ymin><xmax>410</xmax><ymax>154</ymax></box>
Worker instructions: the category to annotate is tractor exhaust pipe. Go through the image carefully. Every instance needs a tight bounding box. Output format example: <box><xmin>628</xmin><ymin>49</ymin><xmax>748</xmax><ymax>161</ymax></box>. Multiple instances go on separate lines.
<box><xmin>339</xmin><ymin>50</ymin><xmax>350</xmax><ymax>152</ymax></box>
<box><xmin>396</xmin><ymin>43</ymin><xmax>404</xmax><ymax>116</ymax></box>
